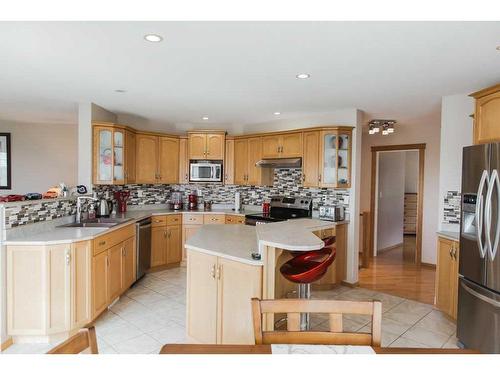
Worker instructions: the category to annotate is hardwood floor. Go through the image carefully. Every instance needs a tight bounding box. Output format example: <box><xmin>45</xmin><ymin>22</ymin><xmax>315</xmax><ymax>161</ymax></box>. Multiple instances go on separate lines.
<box><xmin>358</xmin><ymin>236</ymin><xmax>435</xmax><ymax>305</ymax></box>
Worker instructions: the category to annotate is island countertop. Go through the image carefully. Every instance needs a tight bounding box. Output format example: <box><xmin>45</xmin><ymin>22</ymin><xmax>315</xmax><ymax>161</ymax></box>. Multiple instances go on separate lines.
<box><xmin>185</xmin><ymin>218</ymin><xmax>347</xmax><ymax>266</ymax></box>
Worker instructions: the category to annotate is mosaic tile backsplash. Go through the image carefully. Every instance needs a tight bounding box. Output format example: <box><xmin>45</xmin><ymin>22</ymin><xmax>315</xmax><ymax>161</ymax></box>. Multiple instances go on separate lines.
<box><xmin>443</xmin><ymin>190</ymin><xmax>461</xmax><ymax>224</ymax></box>
<box><xmin>94</xmin><ymin>169</ymin><xmax>350</xmax><ymax>210</ymax></box>
<box><xmin>3</xmin><ymin>198</ymin><xmax>77</xmax><ymax>228</ymax></box>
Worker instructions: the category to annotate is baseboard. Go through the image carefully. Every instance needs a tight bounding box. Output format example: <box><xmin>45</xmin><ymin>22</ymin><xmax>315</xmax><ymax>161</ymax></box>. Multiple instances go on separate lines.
<box><xmin>341</xmin><ymin>280</ymin><xmax>359</xmax><ymax>288</ymax></box>
<box><xmin>377</xmin><ymin>242</ymin><xmax>404</xmax><ymax>254</ymax></box>
<box><xmin>421</xmin><ymin>262</ymin><xmax>436</xmax><ymax>269</ymax></box>
<box><xmin>1</xmin><ymin>337</ymin><xmax>13</xmax><ymax>352</ymax></box>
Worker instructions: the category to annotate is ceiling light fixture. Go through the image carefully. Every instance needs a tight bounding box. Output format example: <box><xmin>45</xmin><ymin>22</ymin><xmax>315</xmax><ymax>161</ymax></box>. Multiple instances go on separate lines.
<box><xmin>202</xmin><ymin>116</ymin><xmax>209</xmax><ymax>120</ymax></box>
<box><xmin>114</xmin><ymin>89</ymin><xmax>127</xmax><ymax>93</ymax></box>
<box><xmin>296</xmin><ymin>73</ymin><xmax>310</xmax><ymax>79</ymax></box>
<box><xmin>368</xmin><ymin>120</ymin><xmax>396</xmax><ymax>136</ymax></box>
<box><xmin>144</xmin><ymin>34</ymin><xmax>163</xmax><ymax>43</ymax></box>
<box><xmin>274</xmin><ymin>112</ymin><xmax>281</xmax><ymax>115</ymax></box>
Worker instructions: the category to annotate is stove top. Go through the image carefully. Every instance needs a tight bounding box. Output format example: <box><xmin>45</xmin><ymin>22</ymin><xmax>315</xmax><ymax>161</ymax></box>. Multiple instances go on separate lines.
<box><xmin>245</xmin><ymin>196</ymin><xmax>312</xmax><ymax>225</ymax></box>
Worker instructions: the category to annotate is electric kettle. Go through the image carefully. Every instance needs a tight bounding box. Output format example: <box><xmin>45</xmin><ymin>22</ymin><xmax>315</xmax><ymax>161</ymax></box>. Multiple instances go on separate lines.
<box><xmin>97</xmin><ymin>198</ymin><xmax>113</xmax><ymax>217</ymax></box>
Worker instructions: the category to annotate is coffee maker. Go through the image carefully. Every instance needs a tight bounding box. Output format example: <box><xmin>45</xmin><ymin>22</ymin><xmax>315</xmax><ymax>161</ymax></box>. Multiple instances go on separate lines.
<box><xmin>114</xmin><ymin>191</ymin><xmax>130</xmax><ymax>213</ymax></box>
<box><xmin>188</xmin><ymin>193</ymin><xmax>198</xmax><ymax>210</ymax></box>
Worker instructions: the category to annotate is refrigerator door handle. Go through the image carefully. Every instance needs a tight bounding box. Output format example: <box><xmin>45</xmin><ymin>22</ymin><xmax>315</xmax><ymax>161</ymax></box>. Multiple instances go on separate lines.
<box><xmin>462</xmin><ymin>281</ymin><xmax>500</xmax><ymax>308</ymax></box>
<box><xmin>476</xmin><ymin>169</ymin><xmax>489</xmax><ymax>258</ymax></box>
<box><xmin>487</xmin><ymin>169</ymin><xmax>500</xmax><ymax>261</ymax></box>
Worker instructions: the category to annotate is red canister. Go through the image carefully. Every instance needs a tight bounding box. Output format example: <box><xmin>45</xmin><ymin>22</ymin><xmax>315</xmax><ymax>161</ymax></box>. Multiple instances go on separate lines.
<box><xmin>262</xmin><ymin>202</ymin><xmax>270</xmax><ymax>214</ymax></box>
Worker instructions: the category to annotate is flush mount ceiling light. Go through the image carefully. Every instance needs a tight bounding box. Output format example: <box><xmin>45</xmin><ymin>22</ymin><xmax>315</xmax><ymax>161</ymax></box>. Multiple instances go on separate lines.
<box><xmin>202</xmin><ymin>116</ymin><xmax>209</xmax><ymax>120</ymax></box>
<box><xmin>114</xmin><ymin>89</ymin><xmax>127</xmax><ymax>93</ymax></box>
<box><xmin>144</xmin><ymin>34</ymin><xmax>163</xmax><ymax>42</ymax></box>
<box><xmin>296</xmin><ymin>73</ymin><xmax>310</xmax><ymax>79</ymax></box>
<box><xmin>274</xmin><ymin>112</ymin><xmax>281</xmax><ymax>115</ymax></box>
<box><xmin>368</xmin><ymin>120</ymin><xmax>396</xmax><ymax>135</ymax></box>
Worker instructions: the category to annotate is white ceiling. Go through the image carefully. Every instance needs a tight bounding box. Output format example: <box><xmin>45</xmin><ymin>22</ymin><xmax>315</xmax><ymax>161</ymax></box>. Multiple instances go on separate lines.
<box><xmin>0</xmin><ymin>21</ymin><xmax>499</xmax><ymax>131</ymax></box>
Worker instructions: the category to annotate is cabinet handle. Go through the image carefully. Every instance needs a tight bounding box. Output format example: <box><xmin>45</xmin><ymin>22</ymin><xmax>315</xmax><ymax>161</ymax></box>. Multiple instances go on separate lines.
<box><xmin>302</xmin><ymin>174</ymin><xmax>306</xmax><ymax>182</ymax></box>
<box><xmin>318</xmin><ymin>174</ymin><xmax>322</xmax><ymax>182</ymax></box>
<box><xmin>210</xmin><ymin>264</ymin><xmax>216</xmax><ymax>279</ymax></box>
<box><xmin>121</xmin><ymin>247</ymin><xmax>125</xmax><ymax>256</ymax></box>
<box><xmin>65</xmin><ymin>249</ymin><xmax>71</xmax><ymax>265</ymax></box>
<box><xmin>99</xmin><ymin>241</ymin><xmax>106</xmax><ymax>246</ymax></box>
<box><xmin>167</xmin><ymin>230</ymin><xmax>171</xmax><ymax>239</ymax></box>
<box><xmin>449</xmin><ymin>247</ymin><xmax>453</xmax><ymax>258</ymax></box>
<box><xmin>164</xmin><ymin>231</ymin><xmax>167</xmax><ymax>238</ymax></box>
<box><xmin>185</xmin><ymin>173</ymin><xmax>188</xmax><ymax>181</ymax></box>
<box><xmin>216</xmin><ymin>264</ymin><xmax>222</xmax><ymax>280</ymax></box>
<box><xmin>107</xmin><ymin>257</ymin><xmax>110</xmax><ymax>268</ymax></box>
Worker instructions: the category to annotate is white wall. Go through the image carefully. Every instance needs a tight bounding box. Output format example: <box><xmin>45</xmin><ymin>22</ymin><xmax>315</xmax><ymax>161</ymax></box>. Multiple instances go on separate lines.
<box><xmin>360</xmin><ymin>114</ymin><xmax>441</xmax><ymax>264</ymax></box>
<box><xmin>438</xmin><ymin>94</ymin><xmax>474</xmax><ymax>232</ymax></box>
<box><xmin>377</xmin><ymin>152</ymin><xmax>405</xmax><ymax>251</ymax></box>
<box><xmin>0</xmin><ymin>120</ymin><xmax>77</xmax><ymax>194</ymax></box>
<box><xmin>405</xmin><ymin>151</ymin><xmax>419</xmax><ymax>193</ymax></box>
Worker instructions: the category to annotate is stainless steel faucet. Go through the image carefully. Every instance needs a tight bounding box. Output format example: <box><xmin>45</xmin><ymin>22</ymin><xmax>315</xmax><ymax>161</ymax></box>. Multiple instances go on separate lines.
<box><xmin>76</xmin><ymin>196</ymin><xmax>98</xmax><ymax>223</ymax></box>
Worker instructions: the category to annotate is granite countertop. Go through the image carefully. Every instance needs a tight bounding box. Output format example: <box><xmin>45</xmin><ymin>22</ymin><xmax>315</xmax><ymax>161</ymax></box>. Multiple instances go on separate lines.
<box><xmin>185</xmin><ymin>218</ymin><xmax>344</xmax><ymax>265</ymax></box>
<box><xmin>437</xmin><ymin>230</ymin><xmax>460</xmax><ymax>241</ymax></box>
<box><xmin>4</xmin><ymin>208</ymin><xmax>255</xmax><ymax>245</ymax></box>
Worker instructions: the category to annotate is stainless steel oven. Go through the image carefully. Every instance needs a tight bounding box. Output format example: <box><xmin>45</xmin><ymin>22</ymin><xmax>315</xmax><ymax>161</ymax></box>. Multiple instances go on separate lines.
<box><xmin>190</xmin><ymin>160</ymin><xmax>222</xmax><ymax>182</ymax></box>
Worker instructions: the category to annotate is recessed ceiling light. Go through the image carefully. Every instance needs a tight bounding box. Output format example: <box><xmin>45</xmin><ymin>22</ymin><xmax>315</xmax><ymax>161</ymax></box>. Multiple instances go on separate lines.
<box><xmin>114</xmin><ymin>89</ymin><xmax>127</xmax><ymax>93</ymax></box>
<box><xmin>202</xmin><ymin>116</ymin><xmax>209</xmax><ymax>120</ymax></box>
<box><xmin>144</xmin><ymin>34</ymin><xmax>163</xmax><ymax>43</ymax></box>
<box><xmin>274</xmin><ymin>112</ymin><xmax>281</xmax><ymax>115</ymax></box>
<box><xmin>296</xmin><ymin>73</ymin><xmax>310</xmax><ymax>79</ymax></box>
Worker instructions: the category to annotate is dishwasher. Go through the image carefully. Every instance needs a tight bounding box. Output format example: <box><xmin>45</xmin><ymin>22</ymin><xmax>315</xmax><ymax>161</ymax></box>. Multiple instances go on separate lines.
<box><xmin>136</xmin><ymin>218</ymin><xmax>151</xmax><ymax>281</ymax></box>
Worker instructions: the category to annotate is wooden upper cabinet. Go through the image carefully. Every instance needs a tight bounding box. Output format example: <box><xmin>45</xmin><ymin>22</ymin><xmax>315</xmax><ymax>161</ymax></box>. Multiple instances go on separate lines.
<box><xmin>261</xmin><ymin>133</ymin><xmax>303</xmax><ymax>159</ymax></box>
<box><xmin>319</xmin><ymin>128</ymin><xmax>352</xmax><ymax>188</ymax></box>
<box><xmin>125</xmin><ymin>130</ymin><xmax>136</xmax><ymax>184</ymax></box>
<box><xmin>93</xmin><ymin>125</ymin><xmax>126</xmax><ymax>185</ymax></box>
<box><xmin>158</xmin><ymin>137</ymin><xmax>179</xmax><ymax>184</ymax></box>
<box><xmin>224</xmin><ymin>139</ymin><xmax>235</xmax><ymax>185</ymax></box>
<box><xmin>234</xmin><ymin>139</ymin><xmax>248</xmax><ymax>185</ymax></box>
<box><xmin>136</xmin><ymin>133</ymin><xmax>159</xmax><ymax>184</ymax></box>
<box><xmin>471</xmin><ymin>84</ymin><xmax>500</xmax><ymax>144</ymax></box>
<box><xmin>302</xmin><ymin>131</ymin><xmax>320</xmax><ymax>187</ymax></box>
<box><xmin>189</xmin><ymin>133</ymin><xmax>207</xmax><ymax>160</ymax></box>
<box><xmin>206</xmin><ymin>134</ymin><xmax>225</xmax><ymax>160</ymax></box>
<box><xmin>247</xmin><ymin>137</ymin><xmax>263</xmax><ymax>185</ymax></box>
<box><xmin>188</xmin><ymin>132</ymin><xmax>225</xmax><ymax>160</ymax></box>
<box><xmin>262</xmin><ymin>135</ymin><xmax>281</xmax><ymax>159</ymax></box>
<box><xmin>179</xmin><ymin>137</ymin><xmax>189</xmax><ymax>183</ymax></box>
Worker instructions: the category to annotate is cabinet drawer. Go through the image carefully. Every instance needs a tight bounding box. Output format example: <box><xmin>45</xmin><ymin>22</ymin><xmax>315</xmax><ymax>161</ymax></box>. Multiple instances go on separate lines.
<box><xmin>404</xmin><ymin>194</ymin><xmax>418</xmax><ymax>203</ymax></box>
<box><xmin>151</xmin><ymin>216</ymin><xmax>167</xmax><ymax>227</ymax></box>
<box><xmin>204</xmin><ymin>214</ymin><xmax>224</xmax><ymax>224</ymax></box>
<box><xmin>166</xmin><ymin>214</ymin><xmax>182</xmax><ymax>225</ymax></box>
<box><xmin>225</xmin><ymin>215</ymin><xmax>245</xmax><ymax>224</ymax></box>
<box><xmin>93</xmin><ymin>224</ymin><xmax>135</xmax><ymax>256</ymax></box>
<box><xmin>404</xmin><ymin>210</ymin><xmax>417</xmax><ymax>218</ymax></box>
<box><xmin>183</xmin><ymin>214</ymin><xmax>204</xmax><ymax>225</ymax></box>
<box><xmin>404</xmin><ymin>202</ymin><xmax>417</xmax><ymax>210</ymax></box>
<box><xmin>404</xmin><ymin>216</ymin><xmax>417</xmax><ymax>224</ymax></box>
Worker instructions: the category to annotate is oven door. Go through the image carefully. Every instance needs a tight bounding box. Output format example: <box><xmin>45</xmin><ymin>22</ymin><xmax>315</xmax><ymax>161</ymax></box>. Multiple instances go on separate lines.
<box><xmin>190</xmin><ymin>163</ymin><xmax>222</xmax><ymax>182</ymax></box>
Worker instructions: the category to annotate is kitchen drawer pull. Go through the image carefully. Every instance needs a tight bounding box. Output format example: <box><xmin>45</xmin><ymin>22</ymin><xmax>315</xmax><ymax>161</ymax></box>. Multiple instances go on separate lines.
<box><xmin>65</xmin><ymin>250</ymin><xmax>71</xmax><ymax>265</ymax></box>
<box><xmin>98</xmin><ymin>241</ymin><xmax>106</xmax><ymax>246</ymax></box>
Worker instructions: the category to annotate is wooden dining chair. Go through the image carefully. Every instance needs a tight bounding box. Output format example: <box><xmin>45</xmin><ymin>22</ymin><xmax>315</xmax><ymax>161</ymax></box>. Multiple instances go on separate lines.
<box><xmin>47</xmin><ymin>327</ymin><xmax>98</xmax><ymax>354</ymax></box>
<box><xmin>251</xmin><ymin>298</ymin><xmax>382</xmax><ymax>347</ymax></box>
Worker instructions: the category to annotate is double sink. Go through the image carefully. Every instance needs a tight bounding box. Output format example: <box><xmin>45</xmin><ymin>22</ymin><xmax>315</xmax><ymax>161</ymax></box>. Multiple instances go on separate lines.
<box><xmin>59</xmin><ymin>217</ymin><xmax>132</xmax><ymax>228</ymax></box>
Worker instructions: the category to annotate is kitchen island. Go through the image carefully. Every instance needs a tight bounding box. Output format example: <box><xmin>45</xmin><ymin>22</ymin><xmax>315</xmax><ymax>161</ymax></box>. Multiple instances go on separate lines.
<box><xmin>184</xmin><ymin>219</ymin><xmax>348</xmax><ymax>344</ymax></box>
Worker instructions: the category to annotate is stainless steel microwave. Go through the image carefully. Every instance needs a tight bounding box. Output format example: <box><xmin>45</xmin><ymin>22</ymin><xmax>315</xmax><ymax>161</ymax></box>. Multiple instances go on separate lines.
<box><xmin>189</xmin><ymin>160</ymin><xmax>222</xmax><ymax>182</ymax></box>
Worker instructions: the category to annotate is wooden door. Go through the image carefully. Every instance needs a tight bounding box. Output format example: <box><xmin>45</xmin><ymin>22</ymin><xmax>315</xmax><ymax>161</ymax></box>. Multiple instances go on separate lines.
<box><xmin>166</xmin><ymin>225</ymin><xmax>182</xmax><ymax>264</ymax></box>
<box><xmin>247</xmin><ymin>137</ymin><xmax>262</xmax><ymax>186</ymax></box>
<box><xmin>158</xmin><ymin>136</ymin><xmax>179</xmax><ymax>184</ymax></box>
<box><xmin>435</xmin><ymin>237</ymin><xmax>454</xmax><ymax>317</ymax></box>
<box><xmin>107</xmin><ymin>244</ymin><xmax>123</xmax><ymax>303</ymax></box>
<box><xmin>224</xmin><ymin>139</ymin><xmax>234</xmax><ymax>185</ymax></box>
<box><xmin>217</xmin><ymin>257</ymin><xmax>262</xmax><ymax>344</ymax></box>
<box><xmin>281</xmin><ymin>133</ymin><xmax>303</xmax><ymax>158</ymax></box>
<box><xmin>92</xmin><ymin>250</ymin><xmax>108</xmax><ymax>318</ymax></box>
<box><xmin>450</xmin><ymin>242</ymin><xmax>460</xmax><ymax>320</ymax></box>
<box><xmin>182</xmin><ymin>225</ymin><xmax>202</xmax><ymax>262</ymax></box>
<box><xmin>71</xmin><ymin>241</ymin><xmax>91</xmax><ymax>329</ymax></box>
<box><xmin>189</xmin><ymin>133</ymin><xmax>207</xmax><ymax>159</ymax></box>
<box><xmin>186</xmin><ymin>250</ymin><xmax>218</xmax><ymax>343</ymax></box>
<box><xmin>261</xmin><ymin>135</ymin><xmax>281</xmax><ymax>159</ymax></box>
<box><xmin>179</xmin><ymin>137</ymin><xmax>189</xmax><ymax>183</ymax></box>
<box><xmin>151</xmin><ymin>226</ymin><xmax>167</xmax><ymax>267</ymax></box>
<box><xmin>474</xmin><ymin>90</ymin><xmax>500</xmax><ymax>144</ymax></box>
<box><xmin>136</xmin><ymin>134</ymin><xmax>158</xmax><ymax>183</ymax></box>
<box><xmin>125</xmin><ymin>130</ymin><xmax>136</xmax><ymax>183</ymax></box>
<box><xmin>302</xmin><ymin>131</ymin><xmax>320</xmax><ymax>187</ymax></box>
<box><xmin>206</xmin><ymin>134</ymin><xmax>225</xmax><ymax>160</ymax></box>
<box><xmin>234</xmin><ymin>139</ymin><xmax>248</xmax><ymax>185</ymax></box>
<box><xmin>47</xmin><ymin>245</ymin><xmax>72</xmax><ymax>333</ymax></box>
<box><xmin>121</xmin><ymin>237</ymin><xmax>136</xmax><ymax>292</ymax></box>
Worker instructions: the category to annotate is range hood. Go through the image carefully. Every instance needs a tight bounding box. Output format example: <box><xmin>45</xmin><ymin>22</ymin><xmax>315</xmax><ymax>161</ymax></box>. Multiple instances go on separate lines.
<box><xmin>256</xmin><ymin>157</ymin><xmax>302</xmax><ymax>168</ymax></box>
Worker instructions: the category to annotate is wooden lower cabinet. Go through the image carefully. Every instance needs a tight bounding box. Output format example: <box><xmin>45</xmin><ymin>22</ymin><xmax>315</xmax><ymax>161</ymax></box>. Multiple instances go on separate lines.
<box><xmin>122</xmin><ymin>236</ymin><xmax>136</xmax><ymax>292</ymax></box>
<box><xmin>92</xmin><ymin>250</ymin><xmax>109</xmax><ymax>318</ymax></box>
<box><xmin>435</xmin><ymin>236</ymin><xmax>460</xmax><ymax>319</ymax></box>
<box><xmin>182</xmin><ymin>224</ymin><xmax>202</xmax><ymax>262</ymax></box>
<box><xmin>151</xmin><ymin>226</ymin><xmax>167</xmax><ymax>267</ymax></box>
<box><xmin>107</xmin><ymin>244</ymin><xmax>123</xmax><ymax>303</ymax></box>
<box><xmin>151</xmin><ymin>217</ymin><xmax>182</xmax><ymax>267</ymax></box>
<box><xmin>166</xmin><ymin>225</ymin><xmax>182</xmax><ymax>264</ymax></box>
<box><xmin>225</xmin><ymin>215</ymin><xmax>245</xmax><ymax>224</ymax></box>
<box><xmin>186</xmin><ymin>249</ymin><xmax>262</xmax><ymax>344</ymax></box>
<box><xmin>7</xmin><ymin>241</ymin><xmax>92</xmax><ymax>340</ymax></box>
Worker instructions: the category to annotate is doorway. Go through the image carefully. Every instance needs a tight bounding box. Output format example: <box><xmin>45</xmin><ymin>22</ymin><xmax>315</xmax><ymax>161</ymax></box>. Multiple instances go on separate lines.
<box><xmin>359</xmin><ymin>144</ymin><xmax>435</xmax><ymax>304</ymax></box>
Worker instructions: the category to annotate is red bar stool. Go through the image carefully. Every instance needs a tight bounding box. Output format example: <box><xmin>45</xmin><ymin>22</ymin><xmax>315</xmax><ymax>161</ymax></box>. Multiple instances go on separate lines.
<box><xmin>280</xmin><ymin>236</ymin><xmax>336</xmax><ymax>330</ymax></box>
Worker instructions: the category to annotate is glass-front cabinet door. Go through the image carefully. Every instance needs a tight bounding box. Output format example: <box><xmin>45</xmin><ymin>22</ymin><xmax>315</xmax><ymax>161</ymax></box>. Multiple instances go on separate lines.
<box><xmin>94</xmin><ymin>126</ymin><xmax>126</xmax><ymax>185</ymax></box>
<box><xmin>319</xmin><ymin>128</ymin><xmax>352</xmax><ymax>188</ymax></box>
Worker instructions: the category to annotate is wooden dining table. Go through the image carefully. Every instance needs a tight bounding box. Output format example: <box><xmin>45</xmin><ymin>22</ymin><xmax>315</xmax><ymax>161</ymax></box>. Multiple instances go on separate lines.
<box><xmin>160</xmin><ymin>344</ymin><xmax>479</xmax><ymax>354</ymax></box>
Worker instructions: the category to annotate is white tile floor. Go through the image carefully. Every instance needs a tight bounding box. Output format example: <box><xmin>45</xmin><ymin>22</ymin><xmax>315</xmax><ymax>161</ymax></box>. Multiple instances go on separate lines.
<box><xmin>3</xmin><ymin>266</ymin><xmax>459</xmax><ymax>354</ymax></box>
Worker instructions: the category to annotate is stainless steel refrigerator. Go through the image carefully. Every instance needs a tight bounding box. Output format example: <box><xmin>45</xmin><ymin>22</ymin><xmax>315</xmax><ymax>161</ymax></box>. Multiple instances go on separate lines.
<box><xmin>458</xmin><ymin>143</ymin><xmax>500</xmax><ymax>353</ymax></box>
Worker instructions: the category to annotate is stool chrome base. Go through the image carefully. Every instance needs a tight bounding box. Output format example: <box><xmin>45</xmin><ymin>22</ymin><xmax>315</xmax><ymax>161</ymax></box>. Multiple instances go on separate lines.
<box><xmin>298</xmin><ymin>283</ymin><xmax>311</xmax><ymax>331</ymax></box>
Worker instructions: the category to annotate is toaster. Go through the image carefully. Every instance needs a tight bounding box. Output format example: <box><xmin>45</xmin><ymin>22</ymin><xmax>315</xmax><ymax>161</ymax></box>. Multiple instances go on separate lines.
<box><xmin>319</xmin><ymin>206</ymin><xmax>345</xmax><ymax>222</ymax></box>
